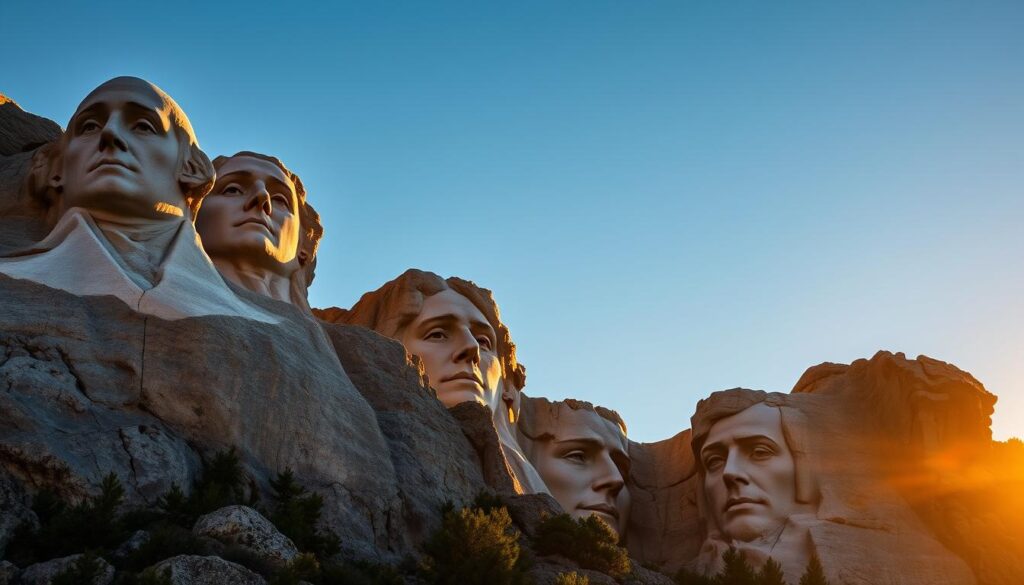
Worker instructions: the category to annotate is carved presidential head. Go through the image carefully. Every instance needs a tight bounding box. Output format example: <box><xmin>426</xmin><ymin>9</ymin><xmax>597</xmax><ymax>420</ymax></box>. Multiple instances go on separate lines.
<box><xmin>337</xmin><ymin>269</ymin><xmax>526</xmax><ymax>415</ymax></box>
<box><xmin>691</xmin><ymin>390</ymin><xmax>818</xmax><ymax>545</ymax></box>
<box><xmin>34</xmin><ymin>76</ymin><xmax>214</xmax><ymax>221</ymax></box>
<box><xmin>520</xmin><ymin>398</ymin><xmax>632</xmax><ymax>538</ymax></box>
<box><xmin>195</xmin><ymin>151</ymin><xmax>323</xmax><ymax>304</ymax></box>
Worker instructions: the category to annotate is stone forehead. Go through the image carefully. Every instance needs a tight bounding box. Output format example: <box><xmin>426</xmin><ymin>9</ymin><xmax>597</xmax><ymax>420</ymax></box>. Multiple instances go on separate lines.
<box><xmin>542</xmin><ymin>403</ymin><xmax>628</xmax><ymax>450</ymax></box>
<box><xmin>72</xmin><ymin>76</ymin><xmax>200</xmax><ymax>146</ymax></box>
<box><xmin>703</xmin><ymin>402</ymin><xmax>785</xmax><ymax>445</ymax></box>
<box><xmin>217</xmin><ymin>155</ymin><xmax>295</xmax><ymax>188</ymax></box>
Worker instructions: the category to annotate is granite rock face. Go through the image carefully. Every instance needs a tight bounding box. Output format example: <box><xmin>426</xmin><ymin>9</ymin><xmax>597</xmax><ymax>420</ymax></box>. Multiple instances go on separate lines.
<box><xmin>20</xmin><ymin>553</ymin><xmax>115</xmax><ymax>585</ymax></box>
<box><xmin>793</xmin><ymin>351</ymin><xmax>1022</xmax><ymax>585</ymax></box>
<box><xmin>0</xmin><ymin>95</ymin><xmax>56</xmax><ymax>254</ymax></box>
<box><xmin>193</xmin><ymin>506</ymin><xmax>298</xmax><ymax>567</ymax></box>
<box><xmin>628</xmin><ymin>364</ymin><xmax>986</xmax><ymax>584</ymax></box>
<box><xmin>2</xmin><ymin>90</ymin><xmax>1021</xmax><ymax>585</ymax></box>
<box><xmin>152</xmin><ymin>555</ymin><xmax>266</xmax><ymax>585</ymax></box>
<box><xmin>320</xmin><ymin>322</ymin><xmax>487</xmax><ymax>545</ymax></box>
<box><xmin>0</xmin><ymin>96</ymin><xmax>493</xmax><ymax>565</ymax></box>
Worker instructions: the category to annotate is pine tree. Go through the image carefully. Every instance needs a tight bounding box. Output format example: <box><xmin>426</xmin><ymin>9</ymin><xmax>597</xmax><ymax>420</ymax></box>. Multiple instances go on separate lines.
<box><xmin>717</xmin><ymin>547</ymin><xmax>757</xmax><ymax>585</ymax></box>
<box><xmin>798</xmin><ymin>553</ymin><xmax>829</xmax><ymax>585</ymax></box>
<box><xmin>421</xmin><ymin>505</ymin><xmax>528</xmax><ymax>585</ymax></box>
<box><xmin>269</xmin><ymin>468</ymin><xmax>340</xmax><ymax>559</ymax></box>
<box><xmin>757</xmin><ymin>557</ymin><xmax>788</xmax><ymax>585</ymax></box>
<box><xmin>674</xmin><ymin>567</ymin><xmax>715</xmax><ymax>585</ymax></box>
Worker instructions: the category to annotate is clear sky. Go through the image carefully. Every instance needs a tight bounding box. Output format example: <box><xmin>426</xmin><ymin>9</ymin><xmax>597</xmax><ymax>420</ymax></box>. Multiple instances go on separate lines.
<box><xmin>3</xmin><ymin>1</ymin><xmax>1021</xmax><ymax>443</ymax></box>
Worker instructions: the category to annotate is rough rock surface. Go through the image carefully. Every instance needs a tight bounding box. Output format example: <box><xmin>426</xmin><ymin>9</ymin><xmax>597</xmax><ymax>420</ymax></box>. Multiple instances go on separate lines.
<box><xmin>502</xmin><ymin>493</ymin><xmax>563</xmax><ymax>539</ymax></box>
<box><xmin>0</xmin><ymin>95</ymin><xmax>56</xmax><ymax>254</ymax></box>
<box><xmin>320</xmin><ymin>322</ymin><xmax>486</xmax><ymax>544</ymax></box>
<box><xmin>632</xmin><ymin>383</ymin><xmax>978</xmax><ymax>584</ymax></box>
<box><xmin>20</xmin><ymin>553</ymin><xmax>114</xmax><ymax>585</ymax></box>
<box><xmin>794</xmin><ymin>351</ymin><xmax>1020</xmax><ymax>585</ymax></box>
<box><xmin>448</xmin><ymin>401</ymin><xmax>522</xmax><ymax>494</ymax></box>
<box><xmin>193</xmin><ymin>506</ymin><xmax>298</xmax><ymax>567</ymax></box>
<box><xmin>0</xmin><ymin>272</ymin><xmax>407</xmax><ymax>559</ymax></box>
<box><xmin>152</xmin><ymin>555</ymin><xmax>266</xmax><ymax>585</ymax></box>
<box><xmin>113</xmin><ymin>530</ymin><xmax>151</xmax><ymax>561</ymax></box>
<box><xmin>626</xmin><ymin>428</ymin><xmax>698</xmax><ymax>570</ymax></box>
<box><xmin>0</xmin><ymin>560</ymin><xmax>18</xmax><ymax>585</ymax></box>
<box><xmin>0</xmin><ymin>95</ymin><xmax>61</xmax><ymax>157</ymax></box>
<box><xmin>0</xmin><ymin>468</ymin><xmax>35</xmax><ymax>556</ymax></box>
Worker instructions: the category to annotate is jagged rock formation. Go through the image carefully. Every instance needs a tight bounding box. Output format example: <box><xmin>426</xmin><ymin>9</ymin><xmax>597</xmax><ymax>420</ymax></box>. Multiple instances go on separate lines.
<box><xmin>793</xmin><ymin>351</ymin><xmax>1023</xmax><ymax>585</ymax></box>
<box><xmin>0</xmin><ymin>95</ymin><xmax>55</xmax><ymax>254</ymax></box>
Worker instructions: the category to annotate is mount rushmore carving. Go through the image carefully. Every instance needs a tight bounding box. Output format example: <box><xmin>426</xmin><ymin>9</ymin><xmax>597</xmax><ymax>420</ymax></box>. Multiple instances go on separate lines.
<box><xmin>0</xmin><ymin>78</ymin><xmax>1020</xmax><ymax>585</ymax></box>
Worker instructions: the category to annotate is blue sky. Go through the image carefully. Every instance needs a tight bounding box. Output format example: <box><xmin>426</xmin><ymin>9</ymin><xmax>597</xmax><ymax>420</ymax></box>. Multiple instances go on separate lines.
<box><xmin>3</xmin><ymin>1</ymin><xmax>1022</xmax><ymax>442</ymax></box>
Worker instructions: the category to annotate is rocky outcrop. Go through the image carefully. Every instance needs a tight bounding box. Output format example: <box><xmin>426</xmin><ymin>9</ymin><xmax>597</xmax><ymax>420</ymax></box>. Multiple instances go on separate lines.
<box><xmin>151</xmin><ymin>555</ymin><xmax>266</xmax><ymax>585</ymax></box>
<box><xmin>0</xmin><ymin>95</ymin><xmax>61</xmax><ymax>157</ymax></box>
<box><xmin>794</xmin><ymin>351</ymin><xmax>1021</xmax><ymax>585</ymax></box>
<box><xmin>0</xmin><ymin>94</ymin><xmax>56</xmax><ymax>254</ymax></box>
<box><xmin>20</xmin><ymin>553</ymin><xmax>114</xmax><ymax>585</ymax></box>
<box><xmin>320</xmin><ymin>322</ymin><xmax>486</xmax><ymax>544</ymax></box>
<box><xmin>625</xmin><ymin>428</ymin><xmax>699</xmax><ymax>571</ymax></box>
<box><xmin>193</xmin><ymin>506</ymin><xmax>298</xmax><ymax>567</ymax></box>
<box><xmin>449</xmin><ymin>401</ymin><xmax>522</xmax><ymax>494</ymax></box>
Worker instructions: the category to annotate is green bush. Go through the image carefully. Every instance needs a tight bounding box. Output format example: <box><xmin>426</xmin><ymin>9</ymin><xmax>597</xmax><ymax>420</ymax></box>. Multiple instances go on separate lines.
<box><xmin>119</xmin><ymin>524</ymin><xmax>205</xmax><ymax>573</ymax></box>
<box><xmin>674</xmin><ymin>567</ymin><xmax>714</xmax><ymax>585</ymax></box>
<box><xmin>533</xmin><ymin>514</ymin><xmax>630</xmax><ymax>579</ymax></box>
<box><xmin>555</xmin><ymin>572</ymin><xmax>590</xmax><ymax>585</ymax></box>
<box><xmin>160</xmin><ymin>448</ymin><xmax>254</xmax><ymax>527</ymax></box>
<box><xmin>6</xmin><ymin>473</ymin><xmax>127</xmax><ymax>566</ymax></box>
<box><xmin>51</xmin><ymin>552</ymin><xmax>107</xmax><ymax>585</ymax></box>
<box><xmin>268</xmin><ymin>468</ymin><xmax>340</xmax><ymax>558</ymax></box>
<box><xmin>421</xmin><ymin>504</ymin><xmax>529</xmax><ymax>585</ymax></box>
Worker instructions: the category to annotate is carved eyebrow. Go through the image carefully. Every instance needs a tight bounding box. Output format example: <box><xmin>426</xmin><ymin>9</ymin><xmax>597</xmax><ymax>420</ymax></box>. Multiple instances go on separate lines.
<box><xmin>72</xmin><ymin>103</ymin><xmax>108</xmax><ymax>122</ymax></box>
<box><xmin>735</xmin><ymin>435</ymin><xmax>781</xmax><ymax>449</ymax></box>
<box><xmin>217</xmin><ymin>170</ymin><xmax>292</xmax><ymax>193</ymax></box>
<box><xmin>552</xmin><ymin>437</ymin><xmax>603</xmax><ymax>447</ymax></box>
<box><xmin>415</xmin><ymin>315</ymin><xmax>458</xmax><ymax>332</ymax></box>
<box><xmin>469</xmin><ymin>319</ymin><xmax>497</xmax><ymax>340</ymax></box>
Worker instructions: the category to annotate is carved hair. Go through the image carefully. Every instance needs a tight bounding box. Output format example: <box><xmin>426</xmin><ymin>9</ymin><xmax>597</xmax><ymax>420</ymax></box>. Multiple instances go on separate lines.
<box><xmin>209</xmin><ymin>151</ymin><xmax>324</xmax><ymax>289</ymax></box>
<box><xmin>334</xmin><ymin>269</ymin><xmax>527</xmax><ymax>392</ymax></box>
<box><xmin>519</xmin><ymin>397</ymin><xmax>628</xmax><ymax>440</ymax></box>
<box><xmin>25</xmin><ymin>77</ymin><xmax>215</xmax><ymax>219</ymax></box>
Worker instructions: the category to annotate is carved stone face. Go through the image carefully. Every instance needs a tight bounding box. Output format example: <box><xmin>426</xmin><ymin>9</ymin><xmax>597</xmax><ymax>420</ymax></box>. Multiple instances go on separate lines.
<box><xmin>400</xmin><ymin>289</ymin><xmax>502</xmax><ymax>410</ymax></box>
<box><xmin>700</xmin><ymin>403</ymin><xmax>798</xmax><ymax>542</ymax></box>
<box><xmin>62</xmin><ymin>77</ymin><xmax>185</xmax><ymax>219</ymax></box>
<box><xmin>196</xmin><ymin>155</ymin><xmax>301</xmax><ymax>276</ymax></box>
<box><xmin>531</xmin><ymin>407</ymin><xmax>631</xmax><ymax>536</ymax></box>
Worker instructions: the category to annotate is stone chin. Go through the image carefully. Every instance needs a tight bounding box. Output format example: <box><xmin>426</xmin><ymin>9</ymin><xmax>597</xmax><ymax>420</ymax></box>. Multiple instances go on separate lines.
<box><xmin>435</xmin><ymin>380</ymin><xmax>494</xmax><ymax>409</ymax></box>
<box><xmin>720</xmin><ymin>507</ymin><xmax>784</xmax><ymax>543</ymax></box>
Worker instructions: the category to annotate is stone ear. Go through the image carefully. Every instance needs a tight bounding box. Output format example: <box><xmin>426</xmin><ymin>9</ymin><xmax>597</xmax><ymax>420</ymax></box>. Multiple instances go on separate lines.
<box><xmin>22</xmin><ymin>142</ymin><xmax>63</xmax><ymax>227</ymax></box>
<box><xmin>179</xmin><ymin>143</ymin><xmax>216</xmax><ymax>218</ymax></box>
<box><xmin>503</xmin><ymin>385</ymin><xmax>522</xmax><ymax>425</ymax></box>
